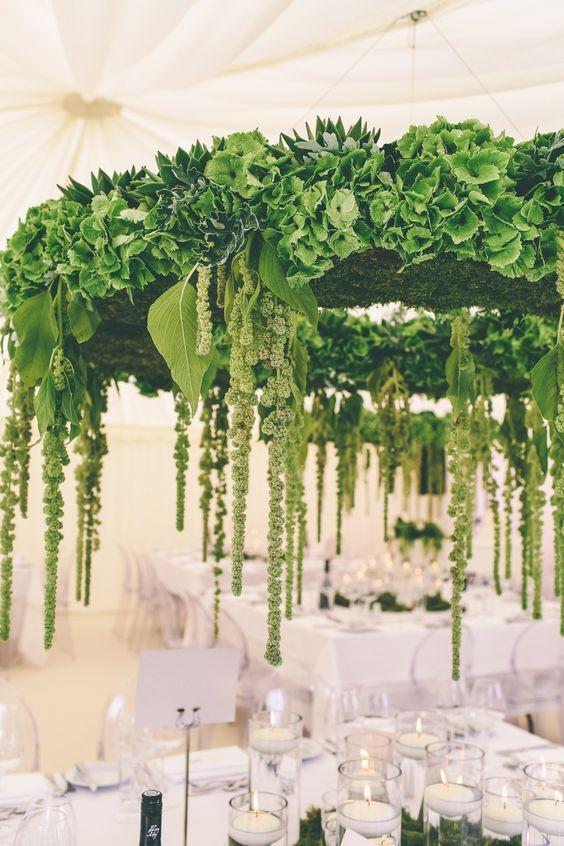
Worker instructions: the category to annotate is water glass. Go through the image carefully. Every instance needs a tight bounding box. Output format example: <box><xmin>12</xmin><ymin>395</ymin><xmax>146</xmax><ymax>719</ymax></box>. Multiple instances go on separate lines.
<box><xmin>336</xmin><ymin>759</ymin><xmax>402</xmax><ymax>844</ymax></box>
<box><xmin>523</xmin><ymin>762</ymin><xmax>564</xmax><ymax>846</ymax></box>
<box><xmin>228</xmin><ymin>792</ymin><xmax>287</xmax><ymax>846</ymax></box>
<box><xmin>321</xmin><ymin>789</ymin><xmax>338</xmax><ymax>846</ymax></box>
<box><xmin>14</xmin><ymin>796</ymin><xmax>76</xmax><ymax>846</ymax></box>
<box><xmin>482</xmin><ymin>777</ymin><xmax>522</xmax><ymax>845</ymax></box>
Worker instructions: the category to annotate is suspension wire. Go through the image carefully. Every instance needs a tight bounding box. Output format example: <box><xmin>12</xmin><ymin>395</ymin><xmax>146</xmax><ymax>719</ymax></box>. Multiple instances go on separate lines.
<box><xmin>427</xmin><ymin>12</ymin><xmax>524</xmax><ymax>139</ymax></box>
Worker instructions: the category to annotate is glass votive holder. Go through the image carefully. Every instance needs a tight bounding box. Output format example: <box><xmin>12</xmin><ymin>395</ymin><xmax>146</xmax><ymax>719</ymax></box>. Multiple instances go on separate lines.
<box><xmin>228</xmin><ymin>792</ymin><xmax>287</xmax><ymax>846</ymax></box>
<box><xmin>424</xmin><ymin>741</ymin><xmax>484</xmax><ymax>846</ymax></box>
<box><xmin>482</xmin><ymin>777</ymin><xmax>522</xmax><ymax>845</ymax></box>
<box><xmin>249</xmin><ymin>712</ymin><xmax>302</xmax><ymax>846</ymax></box>
<box><xmin>394</xmin><ymin>711</ymin><xmax>446</xmax><ymax>761</ymax></box>
<box><xmin>344</xmin><ymin>730</ymin><xmax>393</xmax><ymax>763</ymax></box>
<box><xmin>523</xmin><ymin>762</ymin><xmax>564</xmax><ymax>845</ymax></box>
<box><xmin>336</xmin><ymin>759</ymin><xmax>402</xmax><ymax>844</ymax></box>
<box><xmin>394</xmin><ymin>711</ymin><xmax>446</xmax><ymax>823</ymax></box>
<box><xmin>321</xmin><ymin>789</ymin><xmax>339</xmax><ymax>846</ymax></box>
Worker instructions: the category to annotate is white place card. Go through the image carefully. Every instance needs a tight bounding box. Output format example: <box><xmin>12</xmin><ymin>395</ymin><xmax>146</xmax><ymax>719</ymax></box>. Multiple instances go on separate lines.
<box><xmin>341</xmin><ymin>830</ymin><xmax>371</xmax><ymax>845</ymax></box>
<box><xmin>135</xmin><ymin>647</ymin><xmax>240</xmax><ymax>729</ymax></box>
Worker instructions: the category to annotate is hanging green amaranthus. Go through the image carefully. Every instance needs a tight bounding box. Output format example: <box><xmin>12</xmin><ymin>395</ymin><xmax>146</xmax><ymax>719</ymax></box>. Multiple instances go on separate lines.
<box><xmin>211</xmin><ymin>386</ymin><xmax>229</xmax><ymax>639</ymax></box>
<box><xmin>503</xmin><ymin>463</ymin><xmax>514</xmax><ymax>580</ymax></box>
<box><xmin>311</xmin><ymin>394</ymin><xmax>330</xmax><ymax>543</ymax></box>
<box><xmin>196</xmin><ymin>265</ymin><xmax>213</xmax><ymax>356</ymax></box>
<box><xmin>445</xmin><ymin>310</ymin><xmax>475</xmax><ymax>680</ymax></box>
<box><xmin>74</xmin><ymin>387</ymin><xmax>108</xmax><ymax>606</ymax></box>
<box><xmin>173</xmin><ymin>391</ymin><xmax>191</xmax><ymax>532</ymax></box>
<box><xmin>0</xmin><ymin>367</ymin><xmax>20</xmax><ymax>640</ymax></box>
<box><xmin>258</xmin><ymin>293</ymin><xmax>294</xmax><ymax>665</ymax></box>
<box><xmin>227</xmin><ymin>255</ymin><xmax>258</xmax><ymax>595</ymax></box>
<box><xmin>526</xmin><ymin>403</ymin><xmax>547</xmax><ymax>620</ymax></box>
<box><xmin>284</xmin><ymin>420</ymin><xmax>299</xmax><ymax>620</ymax></box>
<box><xmin>369</xmin><ymin>364</ymin><xmax>410</xmax><ymax>542</ymax></box>
<box><xmin>198</xmin><ymin>394</ymin><xmax>213</xmax><ymax>560</ymax></box>
<box><xmin>471</xmin><ymin>386</ymin><xmax>501</xmax><ymax>594</ymax></box>
<box><xmin>14</xmin><ymin>379</ymin><xmax>34</xmax><ymax>519</ymax></box>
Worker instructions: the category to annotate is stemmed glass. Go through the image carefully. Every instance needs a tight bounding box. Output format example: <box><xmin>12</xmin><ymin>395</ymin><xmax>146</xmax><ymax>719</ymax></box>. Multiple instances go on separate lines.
<box><xmin>467</xmin><ymin>677</ymin><xmax>506</xmax><ymax>747</ymax></box>
<box><xmin>0</xmin><ymin>701</ymin><xmax>25</xmax><ymax>843</ymax></box>
<box><xmin>14</xmin><ymin>797</ymin><xmax>76</xmax><ymax>846</ymax></box>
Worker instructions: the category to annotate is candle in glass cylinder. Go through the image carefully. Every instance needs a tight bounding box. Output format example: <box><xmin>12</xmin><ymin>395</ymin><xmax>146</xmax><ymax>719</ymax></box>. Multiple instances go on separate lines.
<box><xmin>228</xmin><ymin>792</ymin><xmax>285</xmax><ymax>846</ymax></box>
<box><xmin>525</xmin><ymin>790</ymin><xmax>564</xmax><ymax>838</ymax></box>
<box><xmin>396</xmin><ymin>717</ymin><xmax>440</xmax><ymax>761</ymax></box>
<box><xmin>424</xmin><ymin>769</ymin><xmax>481</xmax><ymax>818</ymax></box>
<box><xmin>249</xmin><ymin>712</ymin><xmax>299</xmax><ymax>755</ymax></box>
<box><xmin>483</xmin><ymin>783</ymin><xmax>522</xmax><ymax>837</ymax></box>
<box><xmin>337</xmin><ymin>783</ymin><xmax>401</xmax><ymax>839</ymax></box>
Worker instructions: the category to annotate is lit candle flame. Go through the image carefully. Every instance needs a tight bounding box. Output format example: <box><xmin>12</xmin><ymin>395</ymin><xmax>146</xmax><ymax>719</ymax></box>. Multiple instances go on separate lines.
<box><xmin>251</xmin><ymin>791</ymin><xmax>260</xmax><ymax>813</ymax></box>
<box><xmin>416</xmin><ymin>717</ymin><xmax>422</xmax><ymax>735</ymax></box>
<box><xmin>270</xmin><ymin>711</ymin><xmax>276</xmax><ymax>727</ymax></box>
<box><xmin>364</xmin><ymin>783</ymin><xmax>372</xmax><ymax>804</ymax></box>
<box><xmin>360</xmin><ymin>748</ymin><xmax>369</xmax><ymax>770</ymax></box>
<box><xmin>456</xmin><ymin>774</ymin><xmax>463</xmax><ymax>785</ymax></box>
<box><xmin>440</xmin><ymin>768</ymin><xmax>448</xmax><ymax>786</ymax></box>
<box><xmin>555</xmin><ymin>790</ymin><xmax>563</xmax><ymax>806</ymax></box>
<box><xmin>502</xmin><ymin>783</ymin><xmax>508</xmax><ymax>809</ymax></box>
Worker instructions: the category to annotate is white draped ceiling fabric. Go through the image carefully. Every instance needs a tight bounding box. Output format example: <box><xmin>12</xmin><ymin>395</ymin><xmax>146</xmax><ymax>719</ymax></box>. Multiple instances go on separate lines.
<box><xmin>1</xmin><ymin>0</ymin><xmax>563</xmax><ymax>247</ymax></box>
<box><xmin>0</xmin><ymin>0</ymin><xmax>562</xmax><ymax>425</ymax></box>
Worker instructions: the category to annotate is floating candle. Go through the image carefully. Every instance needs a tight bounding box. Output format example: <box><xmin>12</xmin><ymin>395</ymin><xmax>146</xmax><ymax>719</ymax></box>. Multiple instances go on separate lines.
<box><xmin>249</xmin><ymin>712</ymin><xmax>299</xmax><ymax>755</ymax></box>
<box><xmin>525</xmin><ymin>791</ymin><xmax>564</xmax><ymax>838</ymax></box>
<box><xmin>483</xmin><ymin>785</ymin><xmax>522</xmax><ymax>837</ymax></box>
<box><xmin>424</xmin><ymin>769</ymin><xmax>481</xmax><ymax>818</ymax></box>
<box><xmin>228</xmin><ymin>792</ymin><xmax>285</xmax><ymax>846</ymax></box>
<box><xmin>337</xmin><ymin>783</ymin><xmax>400</xmax><ymax>839</ymax></box>
<box><xmin>396</xmin><ymin>717</ymin><xmax>440</xmax><ymax>761</ymax></box>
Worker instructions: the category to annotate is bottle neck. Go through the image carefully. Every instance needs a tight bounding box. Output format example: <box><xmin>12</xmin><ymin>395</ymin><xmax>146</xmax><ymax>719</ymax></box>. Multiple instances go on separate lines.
<box><xmin>140</xmin><ymin>807</ymin><xmax>162</xmax><ymax>845</ymax></box>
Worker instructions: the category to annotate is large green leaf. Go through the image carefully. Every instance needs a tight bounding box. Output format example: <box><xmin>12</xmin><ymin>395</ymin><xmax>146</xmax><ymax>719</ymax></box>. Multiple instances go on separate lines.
<box><xmin>34</xmin><ymin>375</ymin><xmax>56</xmax><ymax>436</ymax></box>
<box><xmin>13</xmin><ymin>292</ymin><xmax>58</xmax><ymax>386</ymax></box>
<box><xmin>531</xmin><ymin>345</ymin><xmax>558</xmax><ymax>421</ymax></box>
<box><xmin>67</xmin><ymin>297</ymin><xmax>101</xmax><ymax>343</ymax></box>
<box><xmin>446</xmin><ymin>346</ymin><xmax>475</xmax><ymax>419</ymax></box>
<box><xmin>147</xmin><ymin>271</ymin><xmax>212</xmax><ymax>415</ymax></box>
<box><xmin>258</xmin><ymin>242</ymin><xmax>318</xmax><ymax>327</ymax></box>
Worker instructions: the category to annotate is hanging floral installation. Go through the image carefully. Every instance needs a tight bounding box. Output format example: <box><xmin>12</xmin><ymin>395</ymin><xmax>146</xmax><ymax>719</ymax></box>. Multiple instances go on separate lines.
<box><xmin>0</xmin><ymin>116</ymin><xmax>562</xmax><ymax>674</ymax></box>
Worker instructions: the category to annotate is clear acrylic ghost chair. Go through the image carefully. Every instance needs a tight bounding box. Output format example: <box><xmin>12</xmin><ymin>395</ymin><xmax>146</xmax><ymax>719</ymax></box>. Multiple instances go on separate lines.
<box><xmin>402</xmin><ymin>625</ymin><xmax>474</xmax><ymax>710</ymax></box>
<box><xmin>0</xmin><ymin>559</ymin><xmax>32</xmax><ymax>668</ymax></box>
<box><xmin>114</xmin><ymin>545</ymin><xmax>138</xmax><ymax>639</ymax></box>
<box><xmin>127</xmin><ymin>550</ymin><xmax>160</xmax><ymax>650</ymax></box>
<box><xmin>0</xmin><ymin>679</ymin><xmax>40</xmax><ymax>771</ymax></box>
<box><xmin>155</xmin><ymin>586</ymin><xmax>189</xmax><ymax>649</ymax></box>
<box><xmin>505</xmin><ymin>622</ymin><xmax>564</xmax><ymax>731</ymax></box>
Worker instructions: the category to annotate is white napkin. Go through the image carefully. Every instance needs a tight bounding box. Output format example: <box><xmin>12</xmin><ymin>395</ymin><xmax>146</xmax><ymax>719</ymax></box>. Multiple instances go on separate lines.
<box><xmin>341</xmin><ymin>831</ymin><xmax>371</xmax><ymax>845</ymax></box>
<box><xmin>0</xmin><ymin>772</ymin><xmax>51</xmax><ymax>808</ymax></box>
<box><xmin>163</xmin><ymin>745</ymin><xmax>248</xmax><ymax>785</ymax></box>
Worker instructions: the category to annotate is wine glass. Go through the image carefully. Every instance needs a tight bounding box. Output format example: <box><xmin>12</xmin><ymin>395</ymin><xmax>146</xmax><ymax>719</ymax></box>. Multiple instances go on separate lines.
<box><xmin>0</xmin><ymin>701</ymin><xmax>25</xmax><ymax>780</ymax></box>
<box><xmin>14</xmin><ymin>797</ymin><xmax>76</xmax><ymax>846</ymax></box>
<box><xmin>467</xmin><ymin>677</ymin><xmax>506</xmax><ymax>746</ymax></box>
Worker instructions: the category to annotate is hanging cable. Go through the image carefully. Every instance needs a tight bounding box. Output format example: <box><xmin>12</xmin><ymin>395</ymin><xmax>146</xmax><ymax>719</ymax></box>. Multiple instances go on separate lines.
<box><xmin>408</xmin><ymin>11</ymin><xmax>427</xmax><ymax>125</ymax></box>
<box><xmin>427</xmin><ymin>12</ymin><xmax>524</xmax><ymax>138</ymax></box>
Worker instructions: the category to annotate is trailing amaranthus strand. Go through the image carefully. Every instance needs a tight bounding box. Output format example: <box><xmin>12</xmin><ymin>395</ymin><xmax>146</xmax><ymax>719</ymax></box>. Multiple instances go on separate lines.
<box><xmin>74</xmin><ymin>384</ymin><xmax>108</xmax><ymax>605</ymax></box>
<box><xmin>173</xmin><ymin>391</ymin><xmax>191</xmax><ymax>532</ymax></box>
<box><xmin>196</xmin><ymin>265</ymin><xmax>212</xmax><ymax>356</ymax></box>
<box><xmin>258</xmin><ymin>293</ymin><xmax>294</xmax><ymax>665</ymax></box>
<box><xmin>446</xmin><ymin>310</ymin><xmax>475</xmax><ymax>681</ymax></box>
<box><xmin>216</xmin><ymin>264</ymin><xmax>227</xmax><ymax>308</ymax></box>
<box><xmin>471</xmin><ymin>389</ymin><xmax>501</xmax><ymax>593</ymax></box>
<box><xmin>371</xmin><ymin>364</ymin><xmax>410</xmax><ymax>542</ymax></box>
<box><xmin>14</xmin><ymin>379</ymin><xmax>34</xmax><ymax>519</ymax></box>
<box><xmin>284</xmin><ymin>423</ymin><xmax>299</xmax><ymax>620</ymax></box>
<box><xmin>315</xmin><ymin>441</ymin><xmax>326</xmax><ymax>542</ymax></box>
<box><xmin>211</xmin><ymin>387</ymin><xmax>229</xmax><ymax>639</ymax></box>
<box><xmin>198</xmin><ymin>394</ymin><xmax>213</xmax><ymax>561</ymax></box>
<box><xmin>295</xmin><ymin>466</ymin><xmax>307</xmax><ymax>606</ymax></box>
<box><xmin>503</xmin><ymin>464</ymin><xmax>514</xmax><ymax>580</ymax></box>
<box><xmin>42</xmin><ymin>404</ymin><xmax>69</xmax><ymax>650</ymax></box>
<box><xmin>227</xmin><ymin>257</ymin><xmax>258</xmax><ymax>595</ymax></box>
<box><xmin>335</xmin><ymin>421</ymin><xmax>345</xmax><ymax>555</ymax></box>
<box><xmin>0</xmin><ymin>367</ymin><xmax>20</xmax><ymax>640</ymax></box>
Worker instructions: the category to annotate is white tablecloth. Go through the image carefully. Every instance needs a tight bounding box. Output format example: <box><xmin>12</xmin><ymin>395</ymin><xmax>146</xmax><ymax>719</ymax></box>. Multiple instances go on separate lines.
<box><xmin>222</xmin><ymin>591</ymin><xmax>562</xmax><ymax>689</ymax></box>
<box><xmin>3</xmin><ymin>721</ymin><xmax>547</xmax><ymax>845</ymax></box>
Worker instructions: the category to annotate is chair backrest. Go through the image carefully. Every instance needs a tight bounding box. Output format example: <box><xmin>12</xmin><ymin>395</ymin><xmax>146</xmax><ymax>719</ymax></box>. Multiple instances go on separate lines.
<box><xmin>156</xmin><ymin>586</ymin><xmax>188</xmax><ymax>649</ymax></box>
<box><xmin>410</xmin><ymin>626</ymin><xmax>474</xmax><ymax>686</ymax></box>
<box><xmin>0</xmin><ymin>680</ymin><xmax>40</xmax><ymax>771</ymax></box>
<box><xmin>510</xmin><ymin>622</ymin><xmax>563</xmax><ymax>678</ymax></box>
<box><xmin>97</xmin><ymin>675</ymin><xmax>137</xmax><ymax>760</ymax></box>
<box><xmin>130</xmin><ymin>550</ymin><xmax>157</xmax><ymax>599</ymax></box>
<box><xmin>183</xmin><ymin>593</ymin><xmax>215</xmax><ymax>647</ymax></box>
<box><xmin>216</xmin><ymin>609</ymin><xmax>250</xmax><ymax>671</ymax></box>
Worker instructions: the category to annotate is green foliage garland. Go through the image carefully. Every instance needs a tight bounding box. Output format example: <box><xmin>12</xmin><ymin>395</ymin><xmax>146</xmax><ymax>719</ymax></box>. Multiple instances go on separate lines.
<box><xmin>173</xmin><ymin>391</ymin><xmax>191</xmax><ymax>532</ymax></box>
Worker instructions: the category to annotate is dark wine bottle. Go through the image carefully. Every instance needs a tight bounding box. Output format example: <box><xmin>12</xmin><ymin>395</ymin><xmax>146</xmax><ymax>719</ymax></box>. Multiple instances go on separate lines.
<box><xmin>319</xmin><ymin>558</ymin><xmax>333</xmax><ymax>609</ymax></box>
<box><xmin>139</xmin><ymin>789</ymin><xmax>162</xmax><ymax>845</ymax></box>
